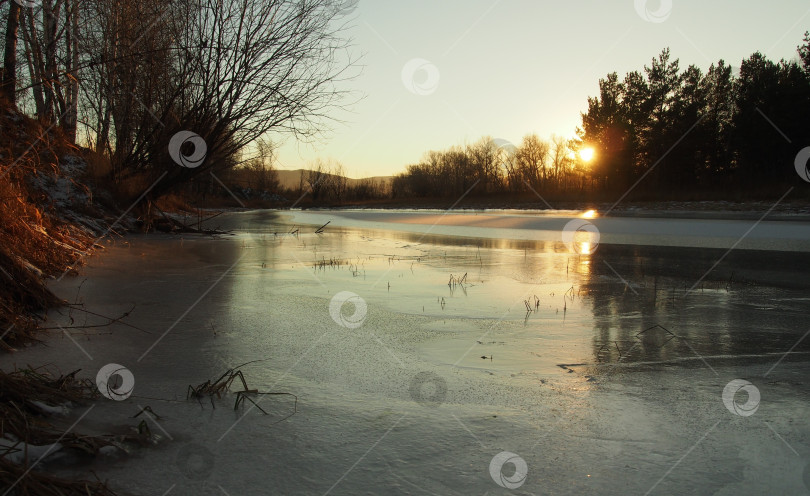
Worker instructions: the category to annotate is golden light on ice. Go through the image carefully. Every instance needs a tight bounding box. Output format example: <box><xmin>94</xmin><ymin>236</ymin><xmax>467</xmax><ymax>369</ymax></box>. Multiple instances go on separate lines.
<box><xmin>579</xmin><ymin>241</ymin><xmax>593</xmax><ymax>254</ymax></box>
<box><xmin>579</xmin><ymin>147</ymin><xmax>595</xmax><ymax>162</ymax></box>
<box><xmin>582</xmin><ymin>209</ymin><xmax>597</xmax><ymax>219</ymax></box>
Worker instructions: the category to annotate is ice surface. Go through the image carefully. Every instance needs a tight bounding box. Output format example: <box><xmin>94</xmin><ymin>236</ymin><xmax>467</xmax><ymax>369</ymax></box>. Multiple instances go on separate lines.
<box><xmin>2</xmin><ymin>209</ymin><xmax>809</xmax><ymax>495</ymax></box>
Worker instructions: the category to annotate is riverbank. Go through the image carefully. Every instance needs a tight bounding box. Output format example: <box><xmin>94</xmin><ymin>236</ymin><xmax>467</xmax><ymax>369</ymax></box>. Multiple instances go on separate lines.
<box><xmin>0</xmin><ymin>101</ymin><xmax>139</xmax><ymax>495</ymax></box>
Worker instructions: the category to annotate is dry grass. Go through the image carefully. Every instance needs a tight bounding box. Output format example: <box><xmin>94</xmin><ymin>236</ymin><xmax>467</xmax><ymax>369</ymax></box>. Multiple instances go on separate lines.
<box><xmin>155</xmin><ymin>192</ymin><xmax>194</xmax><ymax>213</ymax></box>
<box><xmin>82</xmin><ymin>149</ymin><xmax>113</xmax><ymax>180</ymax></box>
<box><xmin>0</xmin><ymin>102</ymin><xmax>96</xmax><ymax>349</ymax></box>
<box><xmin>0</xmin><ymin>461</ymin><xmax>118</xmax><ymax>496</ymax></box>
<box><xmin>0</xmin><ymin>367</ymin><xmax>120</xmax><ymax>495</ymax></box>
<box><xmin>0</xmin><ymin>367</ymin><xmax>96</xmax><ymax>444</ymax></box>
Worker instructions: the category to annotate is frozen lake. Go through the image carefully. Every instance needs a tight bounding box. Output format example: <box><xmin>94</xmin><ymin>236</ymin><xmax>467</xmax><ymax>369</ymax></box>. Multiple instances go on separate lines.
<box><xmin>4</xmin><ymin>209</ymin><xmax>810</xmax><ymax>495</ymax></box>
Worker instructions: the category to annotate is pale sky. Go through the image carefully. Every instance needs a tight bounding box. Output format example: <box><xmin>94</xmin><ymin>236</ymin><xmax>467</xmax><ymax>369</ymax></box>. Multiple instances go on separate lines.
<box><xmin>273</xmin><ymin>0</ymin><xmax>810</xmax><ymax>178</ymax></box>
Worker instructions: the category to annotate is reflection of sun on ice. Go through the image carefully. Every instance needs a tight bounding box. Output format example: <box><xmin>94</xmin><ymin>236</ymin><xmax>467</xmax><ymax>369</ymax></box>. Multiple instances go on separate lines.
<box><xmin>578</xmin><ymin>241</ymin><xmax>592</xmax><ymax>255</ymax></box>
<box><xmin>579</xmin><ymin>147</ymin><xmax>595</xmax><ymax>162</ymax></box>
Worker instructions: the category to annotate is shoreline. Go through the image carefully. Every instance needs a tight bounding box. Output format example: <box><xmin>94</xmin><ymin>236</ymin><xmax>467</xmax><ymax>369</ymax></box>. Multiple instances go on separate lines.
<box><xmin>207</xmin><ymin>198</ymin><xmax>810</xmax><ymax>223</ymax></box>
<box><xmin>305</xmin><ymin>204</ymin><xmax>810</xmax><ymax>222</ymax></box>
<box><xmin>274</xmin><ymin>197</ymin><xmax>810</xmax><ymax>220</ymax></box>
<box><xmin>205</xmin><ymin>208</ymin><xmax>810</xmax><ymax>254</ymax></box>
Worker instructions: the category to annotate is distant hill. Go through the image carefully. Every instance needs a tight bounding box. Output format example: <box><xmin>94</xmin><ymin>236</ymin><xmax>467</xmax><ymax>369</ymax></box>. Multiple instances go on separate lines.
<box><xmin>274</xmin><ymin>169</ymin><xmax>392</xmax><ymax>191</ymax></box>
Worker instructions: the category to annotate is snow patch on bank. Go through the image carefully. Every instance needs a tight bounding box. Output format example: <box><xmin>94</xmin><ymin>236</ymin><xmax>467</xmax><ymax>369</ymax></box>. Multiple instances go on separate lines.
<box><xmin>0</xmin><ymin>436</ymin><xmax>63</xmax><ymax>465</ymax></box>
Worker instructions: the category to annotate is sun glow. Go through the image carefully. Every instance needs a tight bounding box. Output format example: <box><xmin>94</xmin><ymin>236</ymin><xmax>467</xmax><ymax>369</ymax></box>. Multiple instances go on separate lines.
<box><xmin>579</xmin><ymin>147</ymin><xmax>595</xmax><ymax>162</ymax></box>
<box><xmin>582</xmin><ymin>209</ymin><xmax>597</xmax><ymax>219</ymax></box>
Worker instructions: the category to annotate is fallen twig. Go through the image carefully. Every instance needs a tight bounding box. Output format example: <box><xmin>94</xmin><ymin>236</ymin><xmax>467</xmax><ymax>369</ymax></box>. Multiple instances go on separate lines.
<box><xmin>314</xmin><ymin>220</ymin><xmax>330</xmax><ymax>234</ymax></box>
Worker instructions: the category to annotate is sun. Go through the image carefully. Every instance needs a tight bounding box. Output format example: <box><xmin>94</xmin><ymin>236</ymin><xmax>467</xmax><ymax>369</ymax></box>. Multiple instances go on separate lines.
<box><xmin>579</xmin><ymin>147</ymin><xmax>595</xmax><ymax>162</ymax></box>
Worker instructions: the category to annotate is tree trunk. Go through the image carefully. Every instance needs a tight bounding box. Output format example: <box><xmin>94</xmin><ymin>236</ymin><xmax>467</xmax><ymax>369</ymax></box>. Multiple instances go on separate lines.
<box><xmin>63</xmin><ymin>0</ymin><xmax>79</xmax><ymax>143</ymax></box>
<box><xmin>21</xmin><ymin>9</ymin><xmax>45</xmax><ymax>117</ymax></box>
<box><xmin>1</xmin><ymin>2</ymin><xmax>21</xmax><ymax>106</ymax></box>
<box><xmin>41</xmin><ymin>0</ymin><xmax>58</xmax><ymax>123</ymax></box>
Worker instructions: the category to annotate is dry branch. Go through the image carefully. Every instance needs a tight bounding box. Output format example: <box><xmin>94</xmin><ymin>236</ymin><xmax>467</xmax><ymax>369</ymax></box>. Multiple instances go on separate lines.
<box><xmin>0</xmin><ymin>367</ymin><xmax>129</xmax><ymax>495</ymax></box>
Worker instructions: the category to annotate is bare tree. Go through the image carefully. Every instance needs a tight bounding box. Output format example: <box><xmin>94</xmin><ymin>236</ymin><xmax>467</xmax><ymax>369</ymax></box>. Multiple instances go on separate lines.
<box><xmin>498</xmin><ymin>140</ymin><xmax>522</xmax><ymax>192</ymax></box>
<box><xmin>6</xmin><ymin>0</ymin><xmax>358</xmax><ymax>203</ymax></box>
<box><xmin>1</xmin><ymin>1</ymin><xmax>21</xmax><ymax>105</ymax></box>
<box><xmin>329</xmin><ymin>162</ymin><xmax>347</xmax><ymax>201</ymax></box>
<box><xmin>243</xmin><ymin>139</ymin><xmax>279</xmax><ymax>193</ymax></box>
<box><xmin>516</xmin><ymin>133</ymin><xmax>549</xmax><ymax>187</ymax></box>
<box><xmin>63</xmin><ymin>0</ymin><xmax>79</xmax><ymax>142</ymax></box>
<box><xmin>134</xmin><ymin>0</ymin><xmax>359</xmax><ymax>199</ymax></box>
<box><xmin>467</xmin><ymin>137</ymin><xmax>502</xmax><ymax>192</ymax></box>
<box><xmin>306</xmin><ymin>159</ymin><xmax>329</xmax><ymax>201</ymax></box>
<box><xmin>549</xmin><ymin>134</ymin><xmax>572</xmax><ymax>185</ymax></box>
<box><xmin>20</xmin><ymin>6</ymin><xmax>46</xmax><ymax>116</ymax></box>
